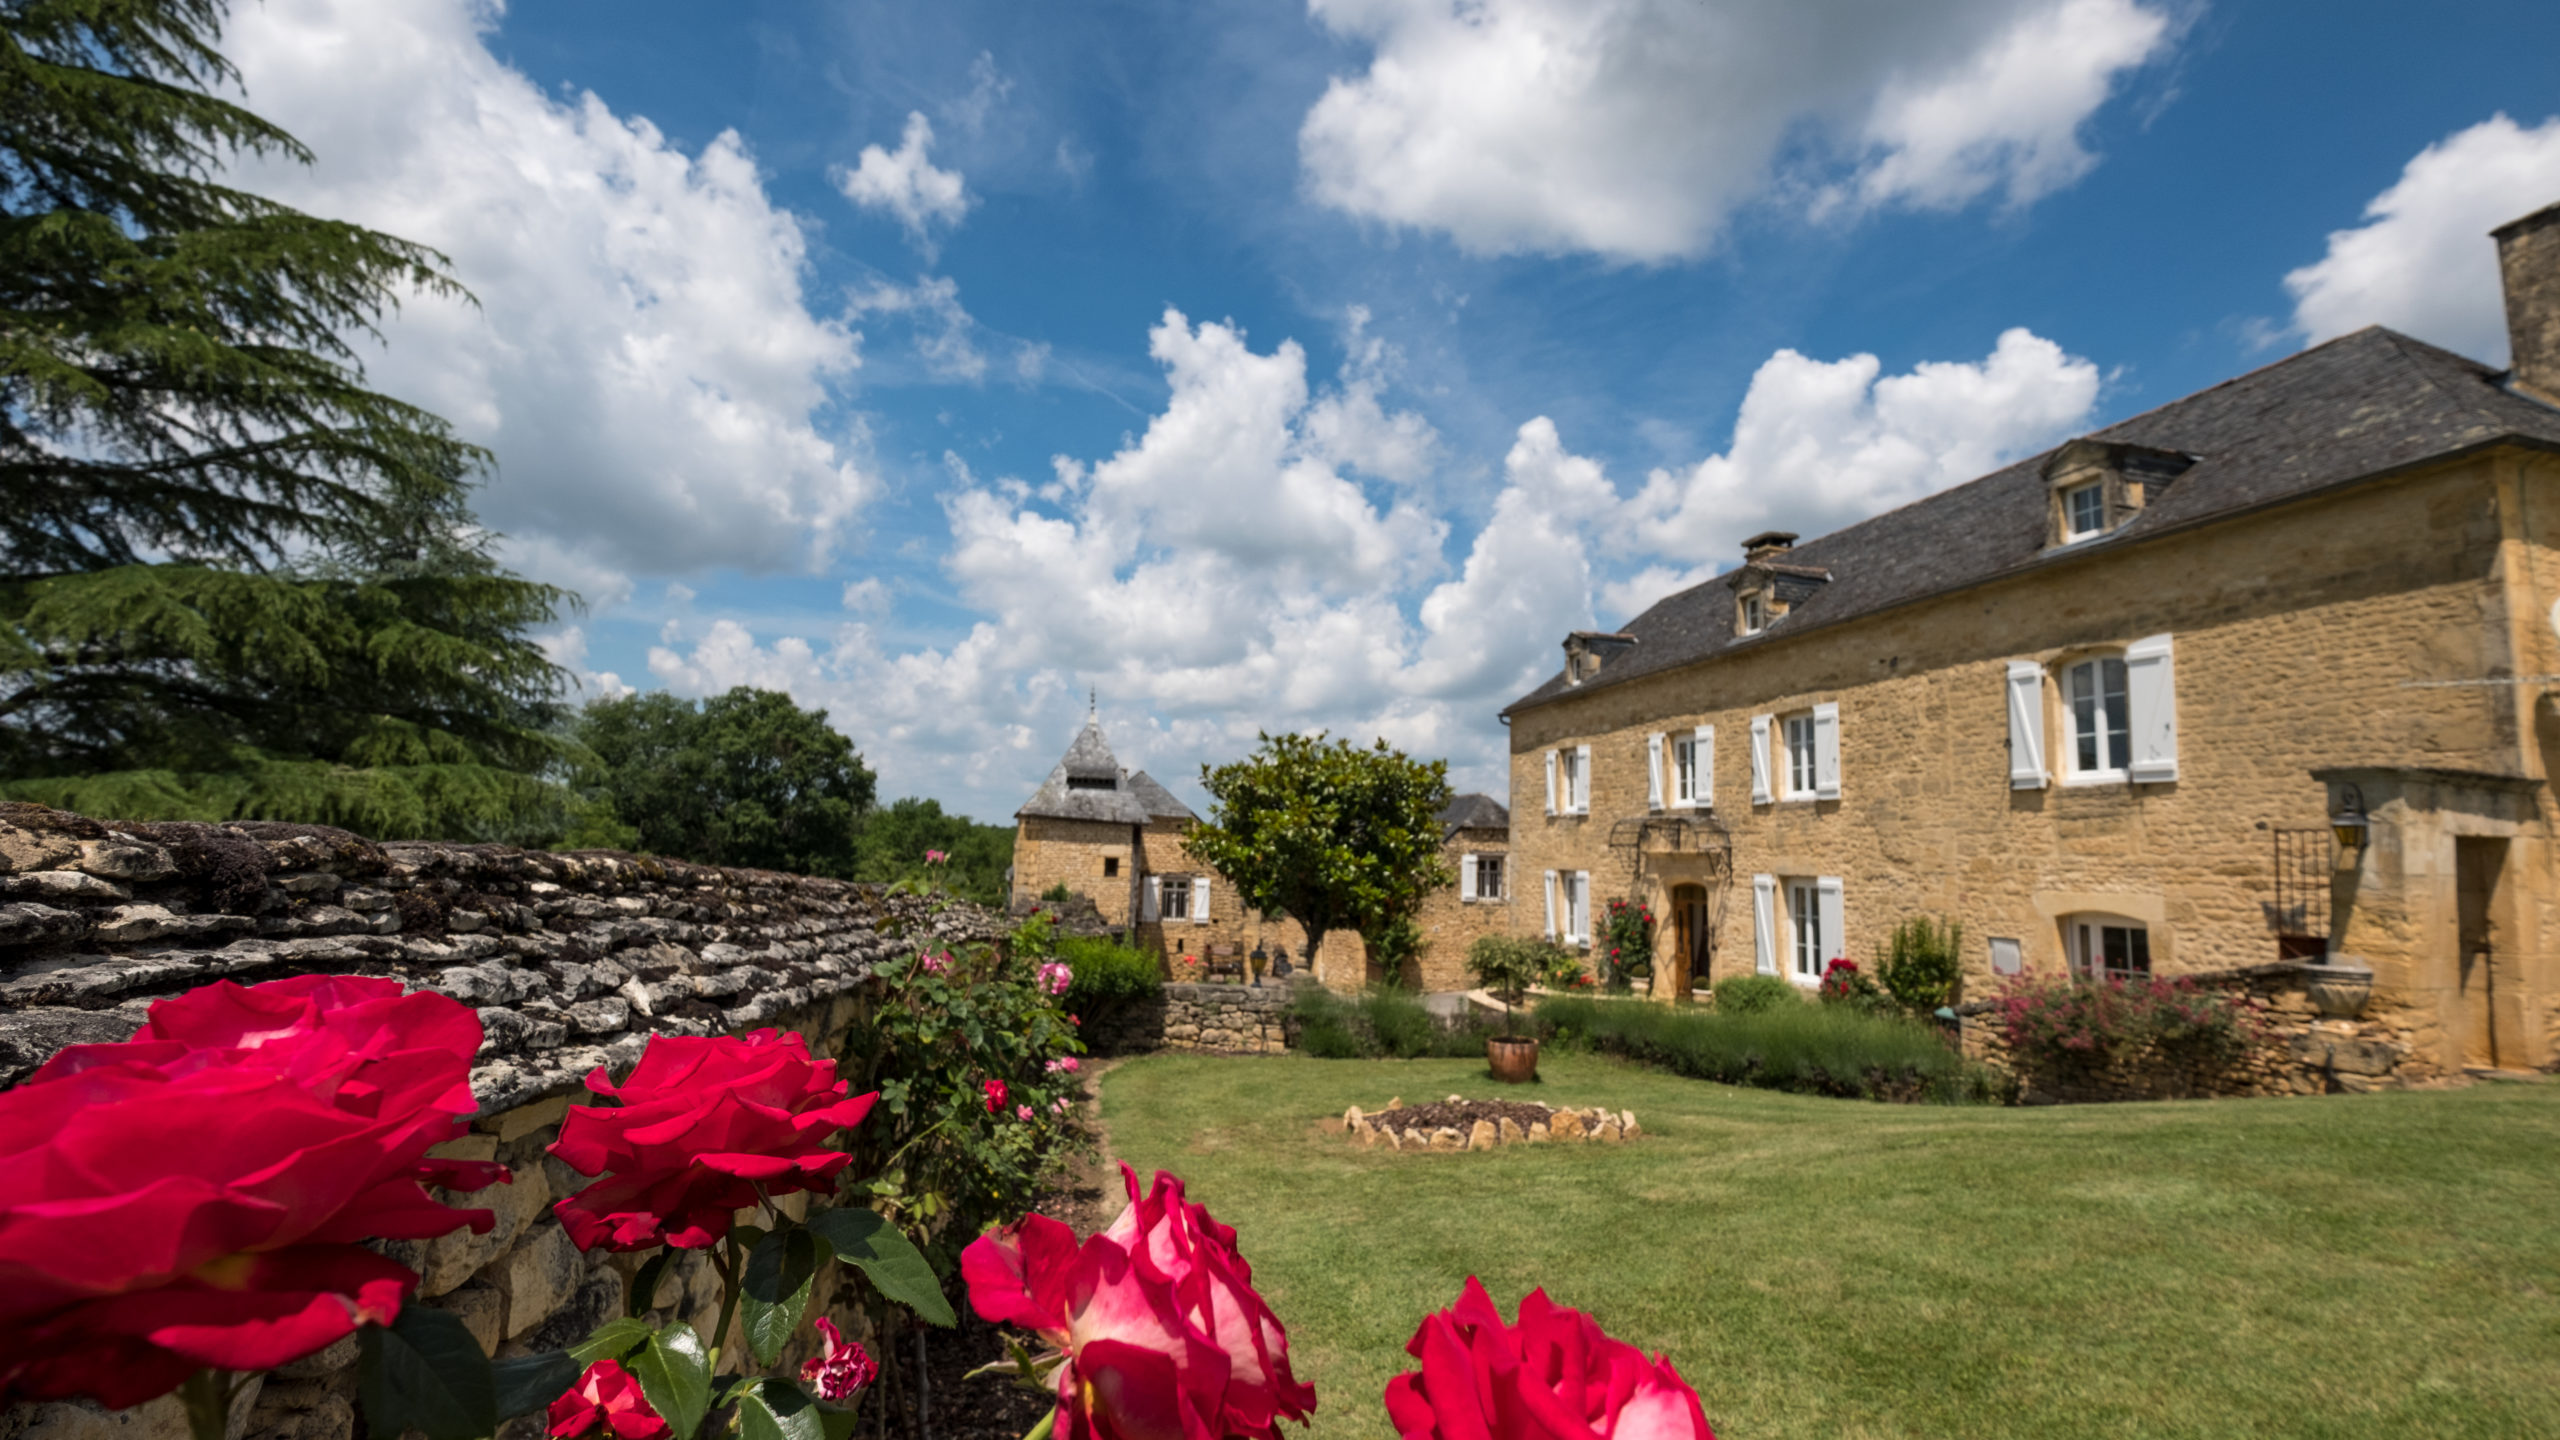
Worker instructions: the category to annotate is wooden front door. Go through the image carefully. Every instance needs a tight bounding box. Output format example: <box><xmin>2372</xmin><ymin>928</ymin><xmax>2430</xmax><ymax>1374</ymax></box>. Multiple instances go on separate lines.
<box><xmin>1669</xmin><ymin>884</ymin><xmax>1711</xmax><ymax>995</ymax></box>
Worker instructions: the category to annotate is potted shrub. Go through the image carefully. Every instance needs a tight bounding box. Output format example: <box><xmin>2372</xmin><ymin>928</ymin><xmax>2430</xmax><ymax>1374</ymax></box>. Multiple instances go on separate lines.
<box><xmin>1467</xmin><ymin>936</ymin><xmax>1548</xmax><ymax>1083</ymax></box>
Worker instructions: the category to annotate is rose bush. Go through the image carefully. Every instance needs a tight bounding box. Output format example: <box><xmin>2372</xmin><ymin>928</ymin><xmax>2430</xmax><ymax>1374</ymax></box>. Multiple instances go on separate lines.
<box><xmin>0</xmin><ymin>975</ymin><xmax>504</xmax><ymax>1410</ymax></box>
<box><xmin>1384</xmin><ymin>1278</ymin><xmax>1712</xmax><ymax>1440</ymax></box>
<box><xmin>549</xmin><ymin>1028</ymin><xmax>877</xmax><ymax>1251</ymax></box>
<box><xmin>963</xmin><ymin>1164</ymin><xmax>1315</xmax><ymax>1440</ymax></box>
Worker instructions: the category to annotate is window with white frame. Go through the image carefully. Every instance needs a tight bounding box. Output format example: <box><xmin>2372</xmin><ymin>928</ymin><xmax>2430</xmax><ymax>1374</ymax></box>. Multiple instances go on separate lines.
<box><xmin>1159</xmin><ymin>875</ymin><xmax>1191</xmax><ymax>921</ymax></box>
<box><xmin>1788</xmin><ymin>880</ymin><xmax>1823</xmax><ymax>982</ymax></box>
<box><xmin>1566</xmin><ymin>871</ymin><xmax>1589</xmax><ymax>943</ymax></box>
<box><xmin>2067</xmin><ymin>914</ymin><xmax>2151</xmax><ymax>980</ymax></box>
<box><xmin>2062</xmin><ymin>482</ymin><xmax>2106</xmax><ymax>541</ymax></box>
<box><xmin>1474</xmin><ymin>854</ymin><xmax>1504</xmax><ymax>901</ymax></box>
<box><xmin>1673</xmin><ymin>732</ymin><xmax>1702</xmax><ymax>807</ymax></box>
<box><xmin>1559</xmin><ymin>748</ymin><xmax>1588</xmax><ymax>812</ymax></box>
<box><xmin>1784</xmin><ymin>713</ymin><xmax>1817</xmax><ymax>796</ymax></box>
<box><xmin>2064</xmin><ymin>655</ymin><xmax>2131</xmax><ymax>780</ymax></box>
<box><xmin>1740</xmin><ymin>593</ymin><xmax>1769</xmax><ymax>635</ymax></box>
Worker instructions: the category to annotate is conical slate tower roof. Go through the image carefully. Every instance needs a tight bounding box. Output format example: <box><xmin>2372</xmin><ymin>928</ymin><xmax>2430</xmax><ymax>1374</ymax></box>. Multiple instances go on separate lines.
<box><xmin>1016</xmin><ymin>716</ymin><xmax>1197</xmax><ymax>824</ymax></box>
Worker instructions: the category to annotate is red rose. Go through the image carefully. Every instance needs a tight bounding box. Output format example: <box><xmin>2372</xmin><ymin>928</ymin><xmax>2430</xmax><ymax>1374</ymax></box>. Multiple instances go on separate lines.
<box><xmin>983</xmin><ymin>1078</ymin><xmax>1009</xmax><ymax>1113</ymax></box>
<box><xmin>963</xmin><ymin>1164</ymin><xmax>1314</xmax><ymax>1440</ymax></box>
<box><xmin>548</xmin><ymin>1358</ymin><xmax>670</xmax><ymax>1439</ymax></box>
<box><xmin>549</xmin><ymin>1029</ymin><xmax>876</xmax><ymax>1252</ymax></box>
<box><xmin>1385</xmin><ymin>1278</ymin><xmax>1711</xmax><ymax>1440</ymax></box>
<box><xmin>801</xmin><ymin>1316</ymin><xmax>878</xmax><ymax>1402</ymax></box>
<box><xmin>1</xmin><ymin>976</ymin><xmax>501</xmax><ymax>1408</ymax></box>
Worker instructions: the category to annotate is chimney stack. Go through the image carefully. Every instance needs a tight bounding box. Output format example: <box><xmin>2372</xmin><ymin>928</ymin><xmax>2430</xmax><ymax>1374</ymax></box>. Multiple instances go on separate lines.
<box><xmin>1741</xmin><ymin>530</ymin><xmax>1798</xmax><ymax>564</ymax></box>
<box><xmin>2495</xmin><ymin>199</ymin><xmax>2560</xmax><ymax>404</ymax></box>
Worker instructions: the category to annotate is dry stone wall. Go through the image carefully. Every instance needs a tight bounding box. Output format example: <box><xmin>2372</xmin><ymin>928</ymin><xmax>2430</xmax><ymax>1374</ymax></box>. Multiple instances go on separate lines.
<box><xmin>1158</xmin><ymin>980</ymin><xmax>1304</xmax><ymax>1053</ymax></box>
<box><xmin>0</xmin><ymin>802</ymin><xmax>1007</xmax><ymax>1440</ymax></box>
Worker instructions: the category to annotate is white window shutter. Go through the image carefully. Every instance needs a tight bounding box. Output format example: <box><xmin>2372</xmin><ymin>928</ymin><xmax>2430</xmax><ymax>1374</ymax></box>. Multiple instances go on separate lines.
<box><xmin>1752</xmin><ymin>875</ymin><xmax>1776</xmax><ymax>975</ymax></box>
<box><xmin>1749</xmin><ymin>716</ymin><xmax>1773</xmax><ymax>804</ymax></box>
<box><xmin>1817</xmin><ymin>877</ymin><xmax>1845</xmax><ymax>969</ymax></box>
<box><xmin>1646</xmin><ymin>733</ymin><xmax>1665</xmax><ymax>811</ymax></box>
<box><xmin>1813</xmin><ymin>702</ymin><xmax>1841</xmax><ymax>800</ymax></box>
<box><xmin>1192</xmin><ymin>876</ymin><xmax>1210</xmax><ymax>922</ymax></box>
<box><xmin>1461</xmin><ymin>852</ymin><xmax>1478</xmax><ymax>903</ymax></box>
<box><xmin>2126</xmin><ymin>633</ymin><xmax>2178</xmax><ymax>783</ymax></box>
<box><xmin>1543</xmin><ymin>870</ymin><xmax>1559</xmax><ymax>939</ymax></box>
<box><xmin>1573</xmin><ymin>744</ymin><xmax>1592</xmax><ymax>813</ymax></box>
<box><xmin>1142</xmin><ymin>877</ymin><xmax>1160</xmax><ymax>922</ymax></box>
<box><xmin>1572</xmin><ymin>872</ymin><xmax>1591</xmax><ymax>943</ymax></box>
<box><xmin>1697</xmin><ymin>725</ymin><xmax>1715</xmax><ymax>807</ymax></box>
<box><xmin>1545</xmin><ymin>750</ymin><xmax>1558</xmax><ymax>816</ymax></box>
<box><xmin>2006</xmin><ymin>660</ymin><xmax>2049</xmax><ymax>789</ymax></box>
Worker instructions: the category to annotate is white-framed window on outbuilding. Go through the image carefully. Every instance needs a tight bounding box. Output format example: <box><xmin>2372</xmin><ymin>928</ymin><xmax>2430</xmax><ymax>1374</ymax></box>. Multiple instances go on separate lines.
<box><xmin>2067</xmin><ymin>914</ymin><xmax>2152</xmax><ymax>980</ymax></box>
<box><xmin>1143</xmin><ymin>875</ymin><xmax>1208</xmax><ymax>923</ymax></box>
<box><xmin>1461</xmin><ymin>853</ymin><xmax>1505</xmax><ymax>902</ymax></box>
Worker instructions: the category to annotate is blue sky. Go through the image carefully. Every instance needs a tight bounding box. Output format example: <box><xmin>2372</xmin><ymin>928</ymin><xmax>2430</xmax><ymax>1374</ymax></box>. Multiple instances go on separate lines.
<box><xmin>219</xmin><ymin>0</ymin><xmax>2560</xmax><ymax>821</ymax></box>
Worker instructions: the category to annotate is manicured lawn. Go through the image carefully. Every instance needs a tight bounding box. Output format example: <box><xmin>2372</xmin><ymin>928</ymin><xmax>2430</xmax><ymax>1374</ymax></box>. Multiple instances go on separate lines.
<box><xmin>1095</xmin><ymin>1053</ymin><xmax>2560</xmax><ymax>1440</ymax></box>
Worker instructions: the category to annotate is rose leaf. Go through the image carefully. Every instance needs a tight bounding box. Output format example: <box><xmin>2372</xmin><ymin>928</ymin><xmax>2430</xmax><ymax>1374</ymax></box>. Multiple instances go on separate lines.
<box><xmin>358</xmin><ymin>1305</ymin><xmax>497</xmax><ymax>1440</ymax></box>
<box><xmin>569</xmin><ymin>1316</ymin><xmax>654</xmax><ymax>1365</ymax></box>
<box><xmin>738</xmin><ymin>1377</ymin><xmax>828</xmax><ymax>1440</ymax></box>
<box><xmin>628</xmin><ymin>1322</ymin><xmax>713</xmax><ymax>1439</ymax></box>
<box><xmin>742</xmin><ymin>1226</ymin><xmax>821</xmax><ymax>1365</ymax></box>
<box><xmin>808</xmin><ymin>1208</ymin><xmax>955</xmax><ymax>1327</ymax></box>
<box><xmin>492</xmin><ymin>1351</ymin><xmax>583</xmax><ymax>1421</ymax></box>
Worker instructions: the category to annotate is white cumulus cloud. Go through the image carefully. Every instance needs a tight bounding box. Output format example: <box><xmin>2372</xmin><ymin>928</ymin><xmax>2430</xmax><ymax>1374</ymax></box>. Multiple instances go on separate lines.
<box><xmin>1622</xmin><ymin>327</ymin><xmax>2100</xmax><ymax>599</ymax></box>
<box><xmin>835</xmin><ymin>112</ymin><xmax>974</xmax><ymax>254</ymax></box>
<box><xmin>1298</xmin><ymin>0</ymin><xmax>2178</xmax><ymax>261</ymax></box>
<box><xmin>2284</xmin><ymin>113</ymin><xmax>2560</xmax><ymax>364</ymax></box>
<box><xmin>220</xmin><ymin>0</ymin><xmax>872</xmax><ymax>603</ymax></box>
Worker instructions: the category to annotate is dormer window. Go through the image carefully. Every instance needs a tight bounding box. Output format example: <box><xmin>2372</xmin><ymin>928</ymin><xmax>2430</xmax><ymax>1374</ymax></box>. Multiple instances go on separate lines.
<box><xmin>2062</xmin><ymin>482</ymin><xmax>2106</xmax><ymax>541</ymax></box>
<box><xmin>1561</xmin><ymin>630</ymin><xmax>1636</xmax><ymax>686</ymax></box>
<box><xmin>2042</xmin><ymin>438</ymin><xmax>2196</xmax><ymax>549</ymax></box>
<box><xmin>1740</xmin><ymin>593</ymin><xmax>1769</xmax><ymax>635</ymax></box>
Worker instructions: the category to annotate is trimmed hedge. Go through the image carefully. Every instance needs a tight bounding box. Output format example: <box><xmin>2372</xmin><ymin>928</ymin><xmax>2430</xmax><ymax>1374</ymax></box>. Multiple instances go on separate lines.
<box><xmin>1711</xmin><ymin>973</ymin><xmax>1800</xmax><ymax>1015</ymax></box>
<box><xmin>1293</xmin><ymin>986</ymin><xmax>1499</xmax><ymax>1060</ymax></box>
<box><xmin>1534</xmin><ymin>996</ymin><xmax>2001</xmax><ymax>1103</ymax></box>
<box><xmin>1058</xmin><ymin>935</ymin><xmax>1164</xmax><ymax>1020</ymax></box>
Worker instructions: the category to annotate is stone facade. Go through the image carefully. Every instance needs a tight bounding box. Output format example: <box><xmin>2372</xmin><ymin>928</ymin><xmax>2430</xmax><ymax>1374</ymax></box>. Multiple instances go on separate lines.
<box><xmin>0</xmin><ymin>803</ymin><xmax>1007</xmax><ymax>1440</ymax></box>
<box><xmin>1506</xmin><ymin>447</ymin><xmax>2560</xmax><ymax>1076</ymax></box>
<box><xmin>1009</xmin><ymin>718</ymin><xmax>1509</xmax><ymax>993</ymax></box>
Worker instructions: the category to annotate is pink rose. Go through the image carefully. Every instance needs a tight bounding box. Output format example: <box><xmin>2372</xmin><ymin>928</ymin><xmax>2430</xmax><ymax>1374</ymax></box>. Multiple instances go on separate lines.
<box><xmin>0</xmin><ymin>976</ymin><xmax>502</xmax><ymax>1408</ymax></box>
<box><xmin>1384</xmin><ymin>1278</ymin><xmax>1711</xmax><ymax>1440</ymax></box>
<box><xmin>801</xmin><ymin>1317</ymin><xmax>877</xmax><ymax>1402</ymax></box>
<box><xmin>548</xmin><ymin>1358</ymin><xmax>670</xmax><ymax>1438</ymax></box>
<box><xmin>549</xmin><ymin>1030</ymin><xmax>876</xmax><ymax>1252</ymax></box>
<box><xmin>962</xmin><ymin>1164</ymin><xmax>1314</xmax><ymax>1440</ymax></box>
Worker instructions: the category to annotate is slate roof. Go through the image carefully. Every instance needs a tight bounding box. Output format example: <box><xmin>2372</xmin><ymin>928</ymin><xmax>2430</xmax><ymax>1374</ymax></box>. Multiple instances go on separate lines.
<box><xmin>1440</xmin><ymin>793</ymin><xmax>1509</xmax><ymax>832</ymax></box>
<box><xmin>1505</xmin><ymin>327</ymin><xmax>2560</xmax><ymax>716</ymax></box>
<box><xmin>1016</xmin><ymin>719</ymin><xmax>1197</xmax><ymax>823</ymax></box>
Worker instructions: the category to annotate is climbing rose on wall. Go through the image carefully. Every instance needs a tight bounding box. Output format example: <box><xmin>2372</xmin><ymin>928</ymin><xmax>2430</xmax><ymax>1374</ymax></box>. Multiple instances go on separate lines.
<box><xmin>962</xmin><ymin>1164</ymin><xmax>1315</xmax><ymax>1440</ymax></box>
<box><xmin>1384</xmin><ymin>1278</ymin><xmax>1712</xmax><ymax>1440</ymax></box>
<box><xmin>0</xmin><ymin>976</ymin><xmax>505</xmax><ymax>1408</ymax></box>
<box><xmin>547</xmin><ymin>1358</ymin><xmax>671</xmax><ymax>1438</ymax></box>
<box><xmin>549</xmin><ymin>1029</ymin><xmax>877</xmax><ymax>1251</ymax></box>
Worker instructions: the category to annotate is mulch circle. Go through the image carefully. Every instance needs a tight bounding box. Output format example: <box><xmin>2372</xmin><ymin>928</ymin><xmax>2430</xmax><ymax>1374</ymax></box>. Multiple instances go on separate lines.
<box><xmin>1369</xmin><ymin>1097</ymin><xmax>1558</xmax><ymax>1132</ymax></box>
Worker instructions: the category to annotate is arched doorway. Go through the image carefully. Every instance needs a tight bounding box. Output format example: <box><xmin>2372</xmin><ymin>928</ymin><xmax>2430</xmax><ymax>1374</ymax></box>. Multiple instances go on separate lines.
<box><xmin>1668</xmin><ymin>883</ymin><xmax>1713</xmax><ymax>995</ymax></box>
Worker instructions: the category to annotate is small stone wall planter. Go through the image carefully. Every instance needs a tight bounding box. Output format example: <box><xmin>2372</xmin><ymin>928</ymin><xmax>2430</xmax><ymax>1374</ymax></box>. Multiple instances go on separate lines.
<box><xmin>2298</xmin><ymin>957</ymin><xmax>2374</xmax><ymax>1019</ymax></box>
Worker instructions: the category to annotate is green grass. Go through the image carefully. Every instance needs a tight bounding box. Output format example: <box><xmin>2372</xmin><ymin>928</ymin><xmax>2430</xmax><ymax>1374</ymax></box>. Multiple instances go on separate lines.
<box><xmin>1095</xmin><ymin>1054</ymin><xmax>2560</xmax><ymax>1440</ymax></box>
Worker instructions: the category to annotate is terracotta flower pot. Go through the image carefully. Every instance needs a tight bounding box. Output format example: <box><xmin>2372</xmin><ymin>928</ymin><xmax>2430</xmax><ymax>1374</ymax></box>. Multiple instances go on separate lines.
<box><xmin>1487</xmin><ymin>1036</ymin><xmax>1540</xmax><ymax>1084</ymax></box>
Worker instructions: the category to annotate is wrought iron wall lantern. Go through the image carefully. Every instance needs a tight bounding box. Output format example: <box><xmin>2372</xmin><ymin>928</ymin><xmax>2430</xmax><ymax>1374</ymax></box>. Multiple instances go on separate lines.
<box><xmin>2329</xmin><ymin>782</ymin><xmax>2370</xmax><ymax>852</ymax></box>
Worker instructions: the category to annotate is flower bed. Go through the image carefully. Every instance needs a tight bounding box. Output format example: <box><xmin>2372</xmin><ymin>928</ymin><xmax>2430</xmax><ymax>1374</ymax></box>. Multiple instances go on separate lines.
<box><xmin>1341</xmin><ymin>1093</ymin><xmax>1641</xmax><ymax>1150</ymax></box>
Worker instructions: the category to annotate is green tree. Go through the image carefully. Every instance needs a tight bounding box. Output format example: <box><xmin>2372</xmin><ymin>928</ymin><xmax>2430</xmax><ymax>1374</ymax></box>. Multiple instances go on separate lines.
<box><xmin>0</xmin><ymin>0</ymin><xmax>572</xmax><ymax>839</ymax></box>
<box><xmin>851</xmin><ymin>796</ymin><xmax>1014</xmax><ymax>907</ymax></box>
<box><xmin>566</xmin><ymin>687</ymin><xmax>874</xmax><ymax>875</ymax></box>
<box><xmin>1185</xmin><ymin>732</ymin><xmax>1454</xmax><ymax>976</ymax></box>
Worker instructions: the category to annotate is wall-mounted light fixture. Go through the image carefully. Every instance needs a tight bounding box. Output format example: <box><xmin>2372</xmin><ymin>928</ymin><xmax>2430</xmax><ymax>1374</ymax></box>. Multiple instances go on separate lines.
<box><xmin>2330</xmin><ymin>782</ymin><xmax>2371</xmax><ymax>852</ymax></box>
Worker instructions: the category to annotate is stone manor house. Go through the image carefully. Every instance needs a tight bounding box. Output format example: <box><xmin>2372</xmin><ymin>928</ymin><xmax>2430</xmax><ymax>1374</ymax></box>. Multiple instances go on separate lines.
<box><xmin>1017</xmin><ymin>198</ymin><xmax>2560</xmax><ymax>1076</ymax></box>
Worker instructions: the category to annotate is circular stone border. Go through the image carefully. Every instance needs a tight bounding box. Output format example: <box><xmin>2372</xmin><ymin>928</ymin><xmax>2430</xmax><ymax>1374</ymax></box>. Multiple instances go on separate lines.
<box><xmin>1341</xmin><ymin>1094</ymin><xmax>1639</xmax><ymax>1151</ymax></box>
